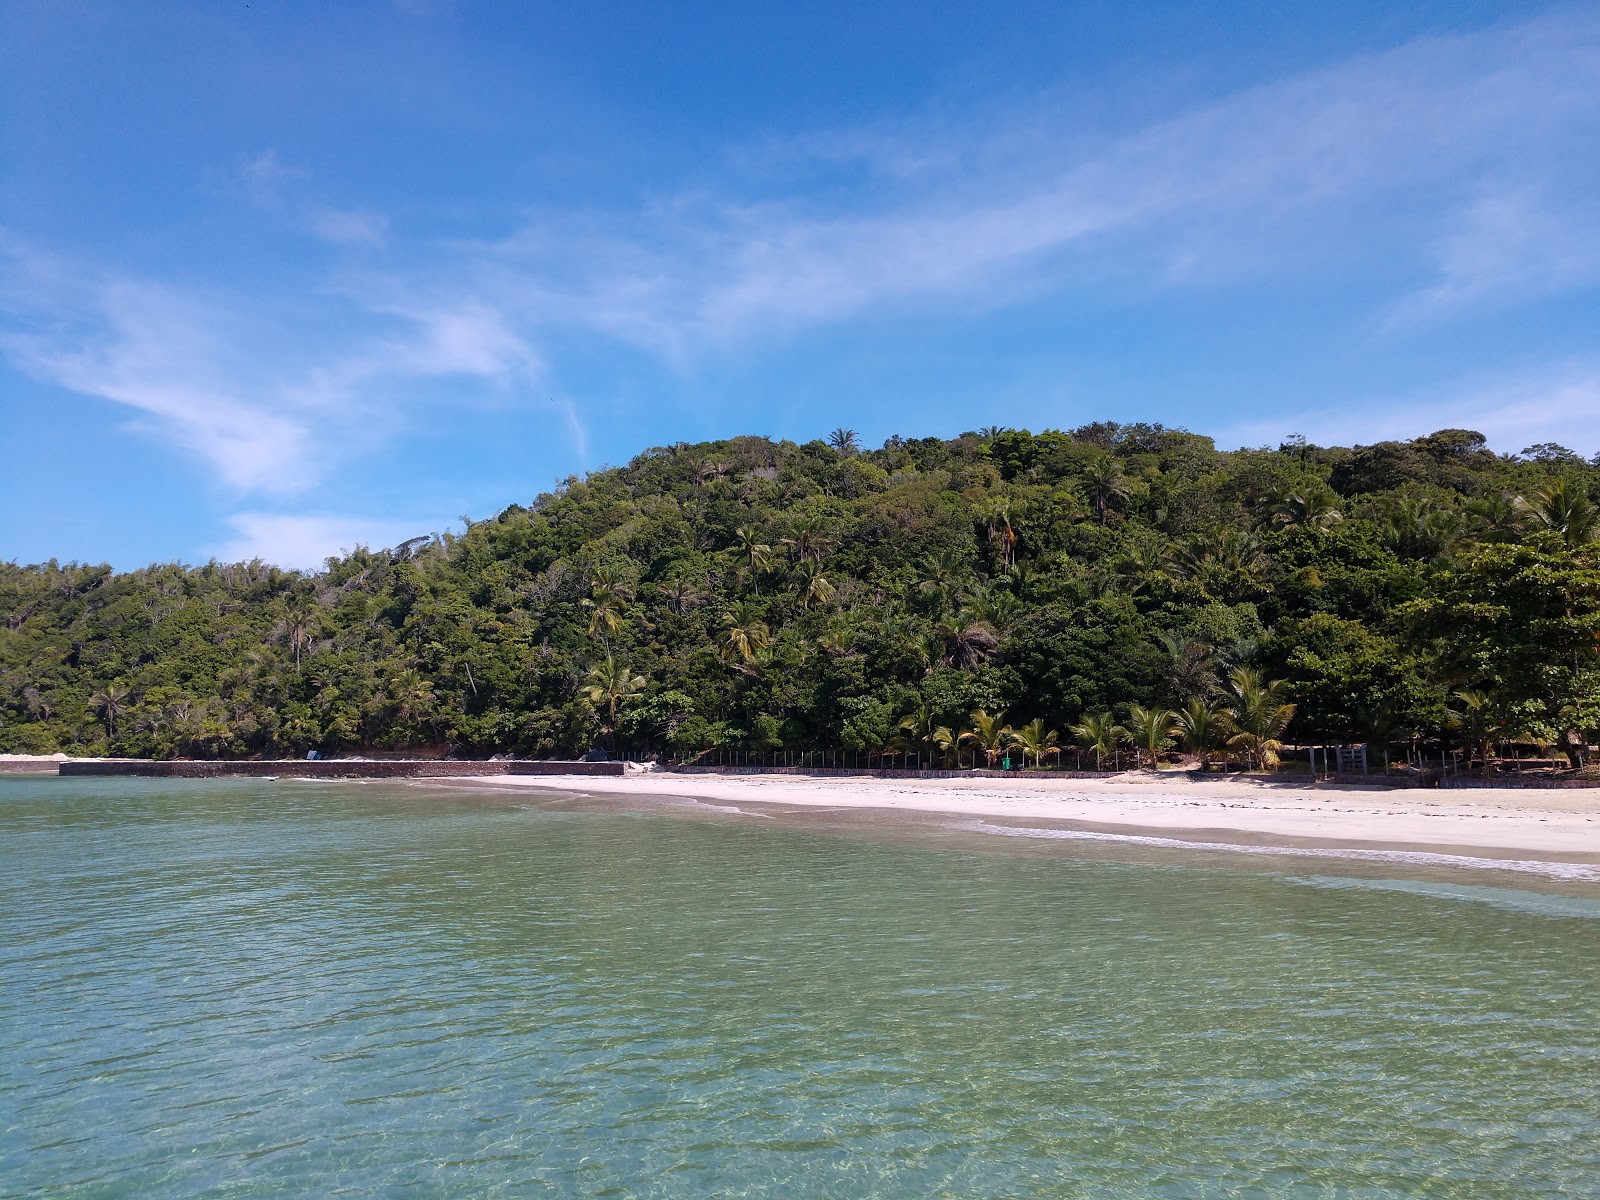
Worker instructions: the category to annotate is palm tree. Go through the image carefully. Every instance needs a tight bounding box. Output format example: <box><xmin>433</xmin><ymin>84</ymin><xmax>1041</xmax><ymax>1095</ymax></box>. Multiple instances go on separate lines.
<box><xmin>977</xmin><ymin>425</ymin><xmax>1011</xmax><ymax>442</ymax></box>
<box><xmin>1465</xmin><ymin>492</ymin><xmax>1525</xmax><ymax>543</ymax></box>
<box><xmin>1516</xmin><ymin>477</ymin><xmax>1598</xmax><ymax>546</ymax></box>
<box><xmin>1270</xmin><ymin>486</ymin><xmax>1343</xmax><ymax>530</ymax></box>
<box><xmin>1071</xmin><ymin>711</ymin><xmax>1127</xmax><ymax>769</ymax></box>
<box><xmin>781</xmin><ymin>516</ymin><xmax>835</xmax><ymax>564</ymax></box>
<box><xmin>828</xmin><ymin>428</ymin><xmax>861</xmax><ymax>456</ymax></box>
<box><xmin>935</xmin><ymin>611</ymin><xmax>998</xmax><ymax>669</ymax></box>
<box><xmin>889</xmin><ymin>705</ymin><xmax>952</xmax><ymax>764</ymax></box>
<box><xmin>582</xmin><ymin>565</ymin><xmax>633</xmax><ymax>644</ymax></box>
<box><xmin>918</xmin><ymin>550</ymin><xmax>969</xmax><ymax>615</ymax></box>
<box><xmin>1222</xmin><ymin>666</ymin><xmax>1297</xmax><ymax>770</ymax></box>
<box><xmin>1080</xmin><ymin>451</ymin><xmax>1130</xmax><ymax>525</ymax></box>
<box><xmin>1171</xmin><ymin>698</ymin><xmax>1227</xmax><ymax>769</ymax></box>
<box><xmin>1125</xmin><ymin>704</ymin><xmax>1177</xmax><ymax>768</ymax></box>
<box><xmin>960</xmin><ymin>708</ymin><xmax>1013</xmax><ymax>768</ymax></box>
<box><xmin>389</xmin><ymin>668</ymin><xmax>437</xmax><ymax>732</ymax></box>
<box><xmin>652</xmin><ymin>578</ymin><xmax>707</xmax><ymax>615</ymax></box>
<box><xmin>583</xmin><ymin>655</ymin><xmax>647</xmax><ymax>742</ymax></box>
<box><xmin>792</xmin><ymin>561</ymin><xmax>837</xmax><ymax>609</ymax></box>
<box><xmin>718</xmin><ymin>602</ymin><xmax>771</xmax><ymax>666</ymax></box>
<box><xmin>1157</xmin><ymin>632</ymin><xmax>1220</xmax><ymax>703</ymax></box>
<box><xmin>279</xmin><ymin>599</ymin><xmax>316</xmax><ymax>668</ymax></box>
<box><xmin>1007</xmin><ymin>719</ymin><xmax>1060</xmax><ymax>769</ymax></box>
<box><xmin>89</xmin><ymin>684</ymin><xmax>130</xmax><ymax>738</ymax></box>
<box><xmin>734</xmin><ymin>526</ymin><xmax>772</xmax><ymax>588</ymax></box>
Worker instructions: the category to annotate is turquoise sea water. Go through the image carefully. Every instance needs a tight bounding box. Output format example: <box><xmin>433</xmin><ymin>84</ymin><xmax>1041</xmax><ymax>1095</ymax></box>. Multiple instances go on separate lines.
<box><xmin>3</xmin><ymin>777</ymin><xmax>1598</xmax><ymax>1198</ymax></box>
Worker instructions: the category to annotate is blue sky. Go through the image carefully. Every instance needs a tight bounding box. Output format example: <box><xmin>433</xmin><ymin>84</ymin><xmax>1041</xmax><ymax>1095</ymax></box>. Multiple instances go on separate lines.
<box><xmin>3</xmin><ymin>1</ymin><xmax>1599</xmax><ymax>569</ymax></box>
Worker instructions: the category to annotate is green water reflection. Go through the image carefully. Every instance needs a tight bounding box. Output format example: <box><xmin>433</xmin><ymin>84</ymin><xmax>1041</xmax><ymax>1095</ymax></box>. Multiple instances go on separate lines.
<box><xmin>3</xmin><ymin>777</ymin><xmax>1597</xmax><ymax>1197</ymax></box>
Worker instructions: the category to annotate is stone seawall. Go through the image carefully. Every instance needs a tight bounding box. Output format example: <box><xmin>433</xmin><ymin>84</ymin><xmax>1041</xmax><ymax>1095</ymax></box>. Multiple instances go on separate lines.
<box><xmin>57</xmin><ymin>760</ymin><xmax>626</xmax><ymax>779</ymax></box>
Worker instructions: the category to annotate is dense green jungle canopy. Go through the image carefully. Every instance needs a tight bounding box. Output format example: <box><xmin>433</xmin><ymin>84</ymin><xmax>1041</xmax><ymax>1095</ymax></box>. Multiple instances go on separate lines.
<box><xmin>4</xmin><ymin>424</ymin><xmax>1600</xmax><ymax>766</ymax></box>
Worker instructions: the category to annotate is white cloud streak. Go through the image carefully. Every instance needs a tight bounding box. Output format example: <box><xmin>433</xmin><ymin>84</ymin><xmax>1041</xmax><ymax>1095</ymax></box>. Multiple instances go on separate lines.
<box><xmin>0</xmin><ymin>241</ymin><xmax>541</xmax><ymax>494</ymax></box>
<box><xmin>474</xmin><ymin>9</ymin><xmax>1600</xmax><ymax>348</ymax></box>
<box><xmin>212</xmin><ymin>511</ymin><xmax>443</xmax><ymax>569</ymax></box>
<box><xmin>1217</xmin><ymin>362</ymin><xmax>1600</xmax><ymax>457</ymax></box>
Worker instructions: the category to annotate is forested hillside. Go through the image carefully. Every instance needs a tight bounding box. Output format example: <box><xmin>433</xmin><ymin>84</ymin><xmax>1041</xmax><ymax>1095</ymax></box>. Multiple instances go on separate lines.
<box><xmin>4</xmin><ymin>424</ymin><xmax>1599</xmax><ymax>768</ymax></box>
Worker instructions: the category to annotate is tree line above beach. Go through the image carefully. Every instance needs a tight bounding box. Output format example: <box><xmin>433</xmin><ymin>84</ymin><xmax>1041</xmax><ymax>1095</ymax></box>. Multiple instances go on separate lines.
<box><xmin>3</xmin><ymin>424</ymin><xmax>1599</xmax><ymax>772</ymax></box>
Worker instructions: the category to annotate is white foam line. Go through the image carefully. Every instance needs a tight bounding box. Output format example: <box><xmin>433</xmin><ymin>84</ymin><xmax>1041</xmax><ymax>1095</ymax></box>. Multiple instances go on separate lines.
<box><xmin>963</xmin><ymin>821</ymin><xmax>1600</xmax><ymax>883</ymax></box>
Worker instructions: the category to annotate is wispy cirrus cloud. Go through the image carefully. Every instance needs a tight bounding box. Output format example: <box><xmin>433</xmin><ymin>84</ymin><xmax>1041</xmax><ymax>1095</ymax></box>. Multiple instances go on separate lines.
<box><xmin>212</xmin><ymin>511</ymin><xmax>444</xmax><ymax>569</ymax></box>
<box><xmin>468</xmin><ymin>8</ymin><xmax>1600</xmax><ymax>350</ymax></box>
<box><xmin>310</xmin><ymin>206</ymin><xmax>390</xmax><ymax>247</ymax></box>
<box><xmin>1217</xmin><ymin>361</ymin><xmax>1600</xmax><ymax>457</ymax></box>
<box><xmin>0</xmin><ymin>238</ymin><xmax>541</xmax><ymax>495</ymax></box>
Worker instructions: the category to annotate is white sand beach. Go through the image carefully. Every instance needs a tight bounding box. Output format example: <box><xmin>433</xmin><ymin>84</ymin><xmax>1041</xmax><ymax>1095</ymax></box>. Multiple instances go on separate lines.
<box><xmin>442</xmin><ymin>769</ymin><xmax>1600</xmax><ymax>867</ymax></box>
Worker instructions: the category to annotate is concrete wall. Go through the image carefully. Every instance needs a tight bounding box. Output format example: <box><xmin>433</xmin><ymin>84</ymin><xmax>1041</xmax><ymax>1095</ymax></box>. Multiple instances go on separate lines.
<box><xmin>58</xmin><ymin>759</ymin><xmax>625</xmax><ymax>779</ymax></box>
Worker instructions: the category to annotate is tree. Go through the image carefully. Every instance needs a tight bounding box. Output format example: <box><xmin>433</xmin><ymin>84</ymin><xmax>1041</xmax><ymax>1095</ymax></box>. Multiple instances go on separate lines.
<box><xmin>960</xmin><ymin>708</ymin><xmax>1012</xmax><ymax>768</ymax></box>
<box><xmin>1222</xmin><ymin>666</ymin><xmax>1296</xmax><ymax>770</ymax></box>
<box><xmin>889</xmin><ymin>704</ymin><xmax>952</xmax><ymax>764</ymax></box>
<box><xmin>1405</xmin><ymin>536</ymin><xmax>1600</xmax><ymax>766</ymax></box>
<box><xmin>828</xmin><ymin>428</ymin><xmax>861</xmax><ymax>456</ymax></box>
<box><xmin>718</xmin><ymin>602</ymin><xmax>771</xmax><ymax>666</ymax></box>
<box><xmin>279</xmin><ymin>599</ymin><xmax>316</xmax><ymax>669</ymax></box>
<box><xmin>1080</xmin><ymin>451</ymin><xmax>1130</xmax><ymax>525</ymax></box>
<box><xmin>1516</xmin><ymin>478</ymin><xmax>1598</xmax><ymax>547</ymax></box>
<box><xmin>935</xmin><ymin>612</ymin><xmax>999</xmax><ymax>669</ymax></box>
<box><xmin>1071</xmin><ymin>711</ymin><xmax>1126</xmax><ymax>769</ymax></box>
<box><xmin>792</xmin><ymin>561</ymin><xmax>837</xmax><ymax>609</ymax></box>
<box><xmin>582</xmin><ymin>566</ymin><xmax>633</xmax><ymax>644</ymax></box>
<box><xmin>1171</xmin><ymin>698</ymin><xmax>1226</xmax><ymax>769</ymax></box>
<box><xmin>1124</xmin><ymin>704</ymin><xmax>1176</xmax><ymax>768</ymax></box>
<box><xmin>734</xmin><ymin>526</ymin><xmax>772</xmax><ymax>588</ymax></box>
<box><xmin>89</xmin><ymin>685</ymin><xmax>130</xmax><ymax>738</ymax></box>
<box><xmin>583</xmin><ymin>656</ymin><xmax>647</xmax><ymax>743</ymax></box>
<box><xmin>1448</xmin><ymin>689</ymin><xmax>1506</xmax><ymax>777</ymax></box>
<box><xmin>1007</xmin><ymin>718</ymin><xmax>1060</xmax><ymax>768</ymax></box>
<box><xmin>1270</xmin><ymin>486</ymin><xmax>1343</xmax><ymax>530</ymax></box>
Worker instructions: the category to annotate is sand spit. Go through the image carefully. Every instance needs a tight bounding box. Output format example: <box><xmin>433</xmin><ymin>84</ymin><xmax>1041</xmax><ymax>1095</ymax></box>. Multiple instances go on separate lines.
<box><xmin>437</xmin><ymin>769</ymin><xmax>1600</xmax><ymax>869</ymax></box>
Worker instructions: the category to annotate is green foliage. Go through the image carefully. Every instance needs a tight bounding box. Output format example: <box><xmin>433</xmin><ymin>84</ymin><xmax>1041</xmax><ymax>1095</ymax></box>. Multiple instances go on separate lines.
<box><xmin>2</xmin><ymin>426</ymin><xmax>1597</xmax><ymax>764</ymax></box>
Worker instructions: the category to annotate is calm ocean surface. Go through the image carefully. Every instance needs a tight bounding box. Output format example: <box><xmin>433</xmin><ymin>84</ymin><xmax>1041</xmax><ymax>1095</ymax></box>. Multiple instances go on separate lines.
<box><xmin>3</xmin><ymin>777</ymin><xmax>1598</xmax><ymax>1198</ymax></box>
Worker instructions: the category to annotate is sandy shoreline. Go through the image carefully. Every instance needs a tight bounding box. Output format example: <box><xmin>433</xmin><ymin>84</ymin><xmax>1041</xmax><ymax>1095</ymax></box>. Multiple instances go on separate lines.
<box><xmin>436</xmin><ymin>770</ymin><xmax>1600</xmax><ymax>874</ymax></box>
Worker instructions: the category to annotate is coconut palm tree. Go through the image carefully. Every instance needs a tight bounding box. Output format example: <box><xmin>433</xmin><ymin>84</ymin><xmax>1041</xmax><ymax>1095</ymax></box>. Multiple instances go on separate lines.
<box><xmin>89</xmin><ymin>684</ymin><xmax>130</xmax><ymax>738</ymax></box>
<box><xmin>1071</xmin><ymin>711</ymin><xmax>1127</xmax><ymax>769</ymax></box>
<box><xmin>1007</xmin><ymin>719</ymin><xmax>1060</xmax><ymax>769</ymax></box>
<box><xmin>917</xmin><ymin>550</ymin><xmax>969</xmax><ymax>615</ymax></box>
<box><xmin>582</xmin><ymin>565</ymin><xmax>633</xmax><ymax>644</ymax></box>
<box><xmin>793</xmin><ymin>561</ymin><xmax>837</xmax><ymax>609</ymax></box>
<box><xmin>960</xmin><ymin>708</ymin><xmax>1012</xmax><ymax>768</ymax></box>
<box><xmin>1157</xmin><ymin>632</ymin><xmax>1220</xmax><ymax>703</ymax></box>
<box><xmin>718</xmin><ymin>602</ymin><xmax>771</xmax><ymax>666</ymax></box>
<box><xmin>935</xmin><ymin>611</ymin><xmax>998</xmax><ymax>669</ymax></box>
<box><xmin>652</xmin><ymin>578</ymin><xmax>707</xmax><ymax>615</ymax></box>
<box><xmin>1270</xmin><ymin>485</ymin><xmax>1343</xmax><ymax>530</ymax></box>
<box><xmin>889</xmin><ymin>705</ymin><xmax>953</xmax><ymax>764</ymax></box>
<box><xmin>1516</xmin><ymin>477</ymin><xmax>1598</xmax><ymax>546</ymax></box>
<box><xmin>583</xmin><ymin>656</ymin><xmax>647</xmax><ymax>743</ymax></box>
<box><xmin>1080</xmin><ymin>450</ymin><xmax>1130</xmax><ymax>525</ymax></box>
<box><xmin>1125</xmin><ymin>704</ymin><xmax>1177</xmax><ymax>768</ymax></box>
<box><xmin>734</xmin><ymin>526</ymin><xmax>772</xmax><ymax>589</ymax></box>
<box><xmin>828</xmin><ymin>428</ymin><xmax>861</xmax><ymax>456</ymax></box>
<box><xmin>1222</xmin><ymin>666</ymin><xmax>1297</xmax><ymax>770</ymax></box>
<box><xmin>1171</xmin><ymin>698</ymin><xmax>1227</xmax><ymax>769</ymax></box>
<box><xmin>1466</xmin><ymin>492</ymin><xmax>1525</xmax><ymax>543</ymax></box>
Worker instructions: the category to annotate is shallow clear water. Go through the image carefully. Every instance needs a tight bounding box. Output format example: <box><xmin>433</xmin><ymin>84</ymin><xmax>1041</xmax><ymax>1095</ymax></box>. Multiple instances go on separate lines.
<box><xmin>3</xmin><ymin>777</ymin><xmax>1598</xmax><ymax>1198</ymax></box>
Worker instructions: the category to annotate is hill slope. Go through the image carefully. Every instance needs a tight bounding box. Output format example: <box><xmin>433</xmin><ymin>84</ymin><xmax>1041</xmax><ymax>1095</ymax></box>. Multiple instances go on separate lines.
<box><xmin>3</xmin><ymin>424</ymin><xmax>1598</xmax><ymax>764</ymax></box>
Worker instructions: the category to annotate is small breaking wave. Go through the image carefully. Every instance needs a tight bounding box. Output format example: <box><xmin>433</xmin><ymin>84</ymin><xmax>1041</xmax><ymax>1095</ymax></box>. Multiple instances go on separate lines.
<box><xmin>961</xmin><ymin>820</ymin><xmax>1600</xmax><ymax>883</ymax></box>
